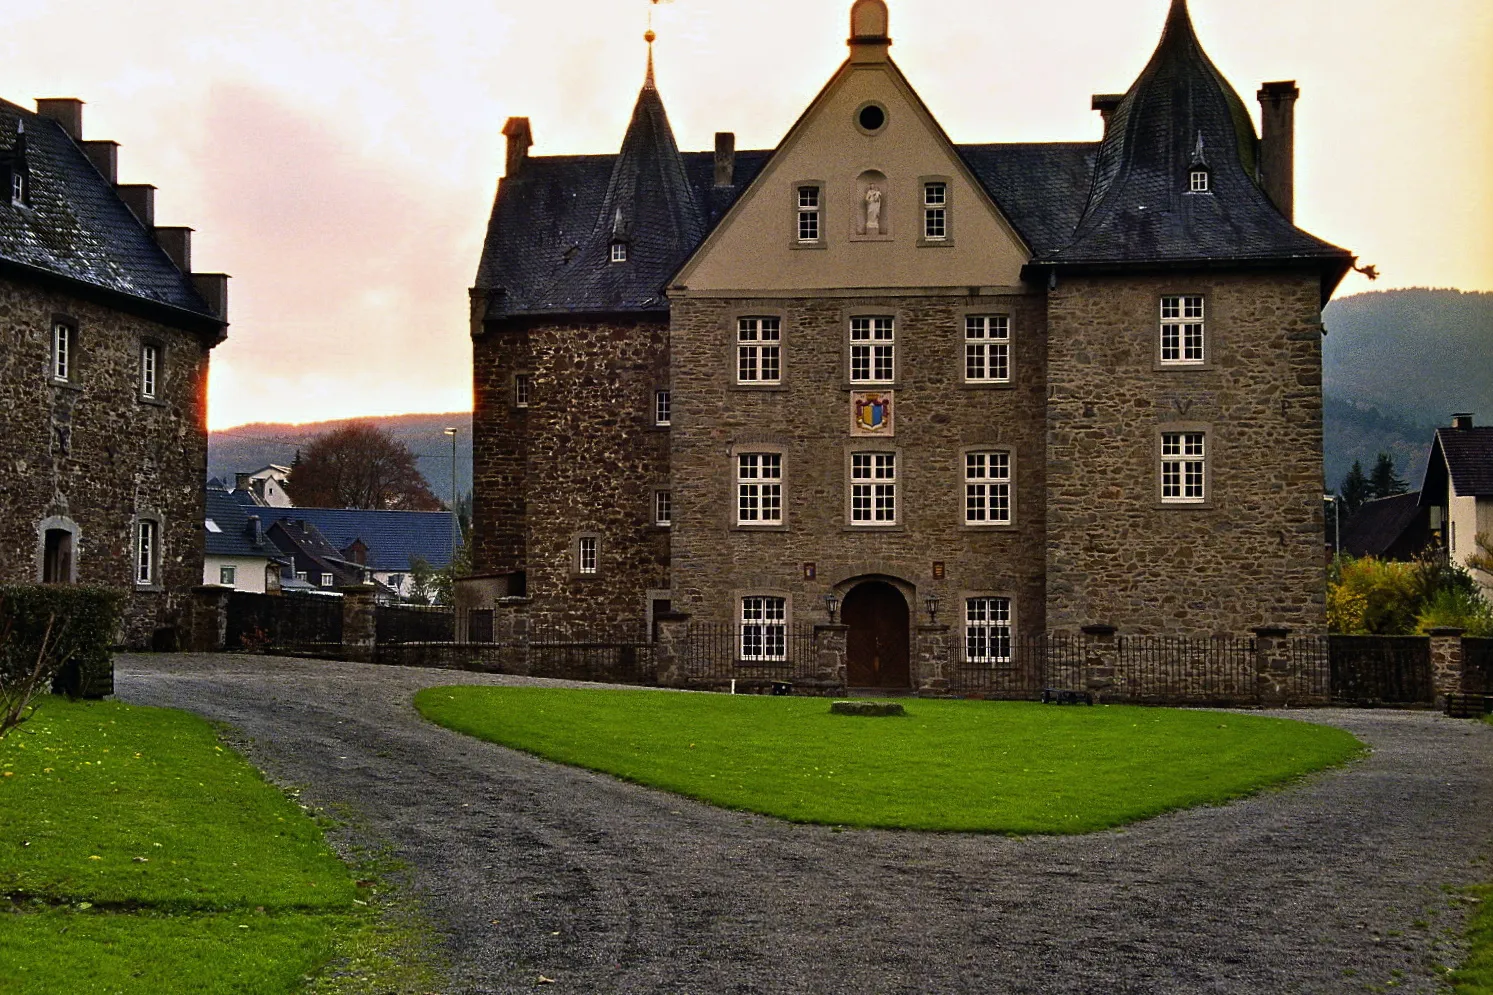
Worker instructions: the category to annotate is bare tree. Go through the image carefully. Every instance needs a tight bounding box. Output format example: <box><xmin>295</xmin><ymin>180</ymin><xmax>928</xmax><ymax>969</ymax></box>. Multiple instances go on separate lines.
<box><xmin>285</xmin><ymin>422</ymin><xmax>442</xmax><ymax>510</ymax></box>
<box><xmin>0</xmin><ymin>608</ymin><xmax>61</xmax><ymax>740</ymax></box>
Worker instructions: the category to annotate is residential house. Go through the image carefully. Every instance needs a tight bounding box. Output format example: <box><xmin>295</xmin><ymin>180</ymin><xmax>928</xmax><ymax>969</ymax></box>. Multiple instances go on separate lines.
<box><xmin>232</xmin><ymin>464</ymin><xmax>294</xmax><ymax>508</ymax></box>
<box><xmin>1420</xmin><ymin>414</ymin><xmax>1493</xmax><ymax>593</ymax></box>
<box><xmin>203</xmin><ymin>484</ymin><xmax>287</xmax><ymax>593</ymax></box>
<box><xmin>463</xmin><ymin>0</ymin><xmax>1358</xmax><ymax>687</ymax></box>
<box><xmin>265</xmin><ymin>517</ymin><xmax>374</xmax><ymax>593</ymax></box>
<box><xmin>270</xmin><ymin>507</ymin><xmax>459</xmax><ymax>601</ymax></box>
<box><xmin>0</xmin><ymin>96</ymin><xmax>228</xmax><ymax>647</ymax></box>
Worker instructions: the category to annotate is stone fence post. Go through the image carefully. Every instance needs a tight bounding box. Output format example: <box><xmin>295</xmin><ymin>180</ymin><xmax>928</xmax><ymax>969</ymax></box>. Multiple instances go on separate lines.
<box><xmin>1081</xmin><ymin>624</ymin><xmax>1117</xmax><ymax>701</ymax></box>
<box><xmin>1428</xmin><ymin>627</ymin><xmax>1465</xmax><ymax>707</ymax></box>
<box><xmin>1253</xmin><ymin>626</ymin><xmax>1291</xmax><ymax>707</ymax></box>
<box><xmin>187</xmin><ymin>585</ymin><xmax>232</xmax><ymax>652</ymax></box>
<box><xmin>654</xmin><ymin>612</ymin><xmax>691</xmax><ymax>687</ymax></box>
<box><xmin>496</xmin><ymin>596</ymin><xmax>532</xmax><ymax>674</ymax></box>
<box><xmin>340</xmin><ymin>584</ymin><xmax>378</xmax><ymax>663</ymax></box>
<box><xmin>813</xmin><ymin>623</ymin><xmax>848</xmax><ymax>689</ymax></box>
<box><xmin>915</xmin><ymin>623</ymin><xmax>950</xmax><ymax>695</ymax></box>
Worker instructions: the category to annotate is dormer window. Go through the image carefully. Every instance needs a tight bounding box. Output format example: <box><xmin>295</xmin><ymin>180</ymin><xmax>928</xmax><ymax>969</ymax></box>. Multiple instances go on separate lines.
<box><xmin>10</xmin><ymin>171</ymin><xmax>24</xmax><ymax>205</ymax></box>
<box><xmin>610</xmin><ymin>241</ymin><xmax>628</xmax><ymax>263</ymax></box>
<box><xmin>1189</xmin><ymin>169</ymin><xmax>1210</xmax><ymax>194</ymax></box>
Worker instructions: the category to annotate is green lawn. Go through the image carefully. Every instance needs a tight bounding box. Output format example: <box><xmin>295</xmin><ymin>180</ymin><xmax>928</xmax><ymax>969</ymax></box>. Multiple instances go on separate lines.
<box><xmin>0</xmin><ymin>698</ymin><xmax>435</xmax><ymax>994</ymax></box>
<box><xmin>415</xmin><ymin>687</ymin><xmax>1364</xmax><ymax>834</ymax></box>
<box><xmin>1454</xmin><ymin>883</ymin><xmax>1493</xmax><ymax>993</ymax></box>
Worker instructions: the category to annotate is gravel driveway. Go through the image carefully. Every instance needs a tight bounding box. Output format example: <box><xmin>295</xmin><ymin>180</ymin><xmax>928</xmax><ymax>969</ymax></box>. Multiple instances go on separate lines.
<box><xmin>116</xmin><ymin>653</ymin><xmax>1493</xmax><ymax>995</ymax></box>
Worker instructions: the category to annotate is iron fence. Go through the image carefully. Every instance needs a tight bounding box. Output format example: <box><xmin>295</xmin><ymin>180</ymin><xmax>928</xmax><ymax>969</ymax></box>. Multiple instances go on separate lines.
<box><xmin>226</xmin><ymin>591</ymin><xmax>343</xmax><ymax>654</ymax></box>
<box><xmin>680</xmin><ymin>623</ymin><xmax>823</xmax><ymax>684</ymax></box>
<box><xmin>1328</xmin><ymin>635</ymin><xmax>1433</xmax><ymax>704</ymax></box>
<box><xmin>1460</xmin><ymin>637</ymin><xmax>1493</xmax><ymax>695</ymax></box>
<box><xmin>376</xmin><ymin>604</ymin><xmax>455</xmax><ymax>645</ymax></box>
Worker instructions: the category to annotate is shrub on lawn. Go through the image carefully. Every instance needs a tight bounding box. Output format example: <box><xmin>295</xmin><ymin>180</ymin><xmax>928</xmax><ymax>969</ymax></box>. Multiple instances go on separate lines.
<box><xmin>0</xmin><ymin>586</ymin><xmax>124</xmax><ymax>738</ymax></box>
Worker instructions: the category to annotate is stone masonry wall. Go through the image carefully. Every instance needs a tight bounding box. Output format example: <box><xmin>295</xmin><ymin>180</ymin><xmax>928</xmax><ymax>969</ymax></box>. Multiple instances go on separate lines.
<box><xmin>0</xmin><ymin>275</ymin><xmax>212</xmax><ymax>647</ymax></box>
<box><xmin>1044</xmin><ymin>270</ymin><xmax>1327</xmax><ymax>635</ymax></box>
<box><xmin>469</xmin><ymin>305</ymin><xmax>529</xmax><ymax>581</ymax></box>
<box><xmin>669</xmin><ymin>292</ymin><xmax>1048</xmax><ymax>644</ymax></box>
<box><xmin>471</xmin><ymin>314</ymin><xmax>671</xmax><ymax>632</ymax></box>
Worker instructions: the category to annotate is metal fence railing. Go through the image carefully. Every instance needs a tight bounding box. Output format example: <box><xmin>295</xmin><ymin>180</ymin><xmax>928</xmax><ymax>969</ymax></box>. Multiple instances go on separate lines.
<box><xmin>1463</xmin><ymin>638</ymin><xmax>1493</xmax><ymax>696</ymax></box>
<box><xmin>679</xmin><ymin>623</ymin><xmax>822</xmax><ymax>684</ymax></box>
<box><xmin>226</xmin><ymin>591</ymin><xmax>343</xmax><ymax>654</ymax></box>
<box><xmin>1328</xmin><ymin>635</ymin><xmax>1433</xmax><ymax>704</ymax></box>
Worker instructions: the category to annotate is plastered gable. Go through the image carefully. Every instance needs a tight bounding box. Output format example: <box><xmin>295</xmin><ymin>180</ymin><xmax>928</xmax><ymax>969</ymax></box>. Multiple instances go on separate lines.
<box><xmin>675</xmin><ymin>56</ymin><xmax>1031</xmax><ymax>294</ymax></box>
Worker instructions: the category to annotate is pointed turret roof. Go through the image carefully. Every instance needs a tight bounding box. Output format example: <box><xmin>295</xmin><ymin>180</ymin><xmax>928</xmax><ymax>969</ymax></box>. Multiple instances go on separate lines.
<box><xmin>1044</xmin><ymin>0</ymin><xmax>1351</xmax><ymax>276</ymax></box>
<box><xmin>529</xmin><ymin>50</ymin><xmax>705</xmax><ymax>314</ymax></box>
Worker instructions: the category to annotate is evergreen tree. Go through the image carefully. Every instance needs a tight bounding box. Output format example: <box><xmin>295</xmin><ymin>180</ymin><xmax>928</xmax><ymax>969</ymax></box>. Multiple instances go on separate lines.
<box><xmin>1339</xmin><ymin>460</ymin><xmax>1370</xmax><ymax>513</ymax></box>
<box><xmin>1368</xmin><ymin>452</ymin><xmax>1410</xmax><ymax>500</ymax></box>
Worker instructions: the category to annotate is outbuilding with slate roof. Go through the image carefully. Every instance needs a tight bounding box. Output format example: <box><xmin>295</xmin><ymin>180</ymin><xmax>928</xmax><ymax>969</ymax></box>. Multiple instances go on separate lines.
<box><xmin>463</xmin><ymin>0</ymin><xmax>1361</xmax><ymax>684</ymax></box>
<box><xmin>0</xmin><ymin>96</ymin><xmax>229</xmax><ymax>648</ymax></box>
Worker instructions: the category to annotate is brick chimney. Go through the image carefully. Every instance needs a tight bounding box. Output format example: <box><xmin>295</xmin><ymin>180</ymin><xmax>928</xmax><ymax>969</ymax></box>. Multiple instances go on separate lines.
<box><xmin>1091</xmin><ymin>94</ymin><xmax>1124</xmax><ymax>134</ymax></box>
<box><xmin>502</xmin><ymin>117</ymin><xmax>532</xmax><ymax>177</ymax></box>
<box><xmin>35</xmin><ymin>98</ymin><xmax>83</xmax><ymax>140</ymax></box>
<box><xmin>1452</xmin><ymin>413</ymin><xmax>1474</xmax><ymax>430</ymax></box>
<box><xmin>714</xmin><ymin>132</ymin><xmax>735</xmax><ymax>188</ymax></box>
<box><xmin>1257</xmin><ymin>81</ymin><xmax>1299</xmax><ymax>221</ymax></box>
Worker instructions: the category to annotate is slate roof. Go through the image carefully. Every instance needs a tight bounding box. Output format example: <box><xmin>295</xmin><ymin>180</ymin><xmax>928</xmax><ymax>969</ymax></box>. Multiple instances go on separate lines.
<box><xmin>273</xmin><ymin>507</ymin><xmax>460</xmax><ymax>572</ymax></box>
<box><xmin>477</xmin><ymin>0</ymin><xmax>1351</xmax><ymax>321</ymax></box>
<box><xmin>1339</xmin><ymin>492</ymin><xmax>1429</xmax><ymax>559</ymax></box>
<box><xmin>1429</xmin><ymin>427</ymin><xmax>1493</xmax><ymax>498</ymax></box>
<box><xmin>0</xmin><ymin>99</ymin><xmax>221</xmax><ymax>325</ymax></box>
<box><xmin>204</xmin><ymin>486</ymin><xmax>286</xmax><ymax>561</ymax></box>
<box><xmin>1043</xmin><ymin>1</ymin><xmax>1350</xmax><ymax>271</ymax></box>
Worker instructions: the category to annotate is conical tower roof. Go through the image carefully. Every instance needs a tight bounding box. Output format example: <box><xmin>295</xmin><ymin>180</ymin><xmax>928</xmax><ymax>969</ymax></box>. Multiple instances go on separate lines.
<box><xmin>1046</xmin><ymin>0</ymin><xmax>1350</xmax><ymax>272</ymax></box>
<box><xmin>536</xmin><ymin>48</ymin><xmax>705</xmax><ymax>314</ymax></box>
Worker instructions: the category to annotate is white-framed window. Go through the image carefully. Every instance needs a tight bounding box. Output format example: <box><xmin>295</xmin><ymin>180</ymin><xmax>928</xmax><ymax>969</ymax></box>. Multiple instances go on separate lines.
<box><xmin>923</xmin><ymin>182</ymin><xmax>947</xmax><ymax>239</ymax></box>
<box><xmin>737</xmin><ymin>453</ymin><xmax>782</xmax><ymax>525</ymax></box>
<box><xmin>1189</xmin><ymin>170</ymin><xmax>1210</xmax><ymax>193</ymax></box>
<box><xmin>964</xmin><ymin>316</ymin><xmax>1010</xmax><ymax>383</ymax></box>
<box><xmin>135</xmin><ymin>519</ymin><xmax>157</xmax><ymax>586</ymax></box>
<box><xmin>295</xmin><ymin>570</ymin><xmax>308</xmax><ymax>582</ymax></box>
<box><xmin>851</xmin><ymin>452</ymin><xmax>896</xmax><ymax>524</ymax></box>
<box><xmin>219</xmin><ymin>565</ymin><xmax>237</xmax><ymax>586</ymax></box>
<box><xmin>577</xmin><ymin>535</ymin><xmax>599</xmax><ymax>575</ymax></box>
<box><xmin>737</xmin><ymin>317</ymin><xmax>781</xmax><ymax>384</ymax></box>
<box><xmin>849</xmin><ymin>316</ymin><xmax>894</xmax><ymax>383</ymax></box>
<box><xmin>965</xmin><ymin>451</ymin><xmax>1012</xmax><ymax>525</ymax></box>
<box><xmin>797</xmin><ymin>186</ymin><xmax>820</xmax><ymax>242</ymax></box>
<box><xmin>1160</xmin><ymin>295</ymin><xmax>1205</xmax><ymax>365</ymax></box>
<box><xmin>610</xmin><ymin>241</ymin><xmax>627</xmax><ymax>263</ymax></box>
<box><xmin>52</xmin><ymin>322</ymin><xmax>73</xmax><ymax>381</ymax></box>
<box><xmin>140</xmin><ymin>343</ymin><xmax>159</xmax><ymax>399</ymax></box>
<box><xmin>654</xmin><ymin>389</ymin><xmax>671</xmax><ymax>427</ymax></box>
<box><xmin>1161</xmin><ymin>432</ymin><xmax>1206</xmax><ymax>503</ymax></box>
<box><xmin>320</xmin><ymin>572</ymin><xmax>334</xmax><ymax>587</ymax></box>
<box><xmin>740</xmin><ymin>596</ymin><xmax>787</xmax><ymax>661</ymax></box>
<box><xmin>11</xmin><ymin>172</ymin><xmax>24</xmax><ymax>205</ymax></box>
<box><xmin>515</xmin><ymin>373</ymin><xmax>531</xmax><ymax>408</ymax></box>
<box><xmin>654</xmin><ymin>489</ymin><xmax>672</xmax><ymax>527</ymax></box>
<box><xmin>965</xmin><ymin>597</ymin><xmax>1012</xmax><ymax>664</ymax></box>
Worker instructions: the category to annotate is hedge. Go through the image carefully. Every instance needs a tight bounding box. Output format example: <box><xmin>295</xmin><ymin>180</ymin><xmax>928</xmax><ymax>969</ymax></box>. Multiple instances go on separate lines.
<box><xmin>1</xmin><ymin>586</ymin><xmax>125</xmax><ymax>699</ymax></box>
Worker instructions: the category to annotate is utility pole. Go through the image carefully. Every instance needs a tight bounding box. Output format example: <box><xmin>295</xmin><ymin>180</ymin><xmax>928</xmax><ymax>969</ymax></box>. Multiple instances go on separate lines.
<box><xmin>444</xmin><ymin>427</ymin><xmax>458</xmax><ymax>590</ymax></box>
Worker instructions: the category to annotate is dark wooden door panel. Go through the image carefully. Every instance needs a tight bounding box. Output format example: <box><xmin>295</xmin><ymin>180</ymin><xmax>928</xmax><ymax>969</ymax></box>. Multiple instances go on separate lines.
<box><xmin>843</xmin><ymin>581</ymin><xmax>910</xmax><ymax>688</ymax></box>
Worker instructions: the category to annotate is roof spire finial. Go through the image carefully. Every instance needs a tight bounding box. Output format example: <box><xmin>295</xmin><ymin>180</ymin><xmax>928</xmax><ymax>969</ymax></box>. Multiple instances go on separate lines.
<box><xmin>643</xmin><ymin>0</ymin><xmax>672</xmax><ymax>90</ymax></box>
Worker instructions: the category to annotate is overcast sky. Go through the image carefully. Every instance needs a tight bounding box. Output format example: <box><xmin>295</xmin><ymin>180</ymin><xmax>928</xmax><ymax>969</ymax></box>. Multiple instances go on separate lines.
<box><xmin>3</xmin><ymin>0</ymin><xmax>1488</xmax><ymax>429</ymax></box>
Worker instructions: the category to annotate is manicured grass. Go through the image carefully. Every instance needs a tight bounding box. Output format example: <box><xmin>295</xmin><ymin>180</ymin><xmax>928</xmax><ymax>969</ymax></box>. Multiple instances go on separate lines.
<box><xmin>0</xmin><ymin>698</ymin><xmax>435</xmax><ymax>994</ymax></box>
<box><xmin>1453</xmin><ymin>883</ymin><xmax>1493</xmax><ymax>993</ymax></box>
<box><xmin>415</xmin><ymin>687</ymin><xmax>1364</xmax><ymax>833</ymax></box>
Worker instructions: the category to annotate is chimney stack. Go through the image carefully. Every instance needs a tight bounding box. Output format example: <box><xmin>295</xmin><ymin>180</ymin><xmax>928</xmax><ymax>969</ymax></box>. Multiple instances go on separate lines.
<box><xmin>35</xmin><ymin>98</ymin><xmax>83</xmax><ymax>140</ymax></box>
<box><xmin>1091</xmin><ymin>94</ymin><xmax>1124</xmax><ymax>134</ymax></box>
<box><xmin>154</xmin><ymin>226</ymin><xmax>192</xmax><ymax>273</ymax></box>
<box><xmin>502</xmin><ymin>117</ymin><xmax>532</xmax><ymax>177</ymax></box>
<box><xmin>1257</xmin><ymin>81</ymin><xmax>1299</xmax><ymax>221</ymax></box>
<box><xmin>1452</xmin><ymin>413</ymin><xmax>1474</xmax><ymax>430</ymax></box>
<box><xmin>80</xmin><ymin>140</ymin><xmax>118</xmax><ymax>183</ymax></box>
<box><xmin>116</xmin><ymin>183</ymin><xmax>156</xmax><ymax>227</ymax></box>
<box><xmin>235</xmin><ymin>472</ymin><xmax>252</xmax><ymax>492</ymax></box>
<box><xmin>714</xmin><ymin>132</ymin><xmax>735</xmax><ymax>188</ymax></box>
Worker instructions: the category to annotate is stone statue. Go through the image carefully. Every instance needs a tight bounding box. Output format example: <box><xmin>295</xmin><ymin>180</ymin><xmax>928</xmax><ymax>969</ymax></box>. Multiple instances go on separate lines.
<box><xmin>865</xmin><ymin>186</ymin><xmax>882</xmax><ymax>234</ymax></box>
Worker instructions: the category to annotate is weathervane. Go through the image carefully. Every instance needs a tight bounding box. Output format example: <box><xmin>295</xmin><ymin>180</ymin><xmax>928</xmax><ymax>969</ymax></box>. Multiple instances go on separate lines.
<box><xmin>644</xmin><ymin>0</ymin><xmax>673</xmax><ymax>86</ymax></box>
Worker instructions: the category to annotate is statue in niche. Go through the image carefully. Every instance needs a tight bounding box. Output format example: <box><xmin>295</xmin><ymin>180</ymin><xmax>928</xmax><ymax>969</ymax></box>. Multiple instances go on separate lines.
<box><xmin>864</xmin><ymin>186</ymin><xmax>883</xmax><ymax>234</ymax></box>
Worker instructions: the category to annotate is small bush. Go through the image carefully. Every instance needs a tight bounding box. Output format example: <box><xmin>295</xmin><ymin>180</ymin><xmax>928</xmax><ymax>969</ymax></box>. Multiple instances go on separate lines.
<box><xmin>0</xmin><ymin>586</ymin><xmax>125</xmax><ymax>736</ymax></box>
<box><xmin>1328</xmin><ymin>555</ymin><xmax>1493</xmax><ymax>636</ymax></box>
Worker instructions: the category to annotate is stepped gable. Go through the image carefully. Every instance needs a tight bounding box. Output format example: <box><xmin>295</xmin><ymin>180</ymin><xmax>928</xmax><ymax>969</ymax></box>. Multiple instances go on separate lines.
<box><xmin>1044</xmin><ymin>0</ymin><xmax>1351</xmax><ymax>274</ymax></box>
<box><xmin>0</xmin><ymin>100</ymin><xmax>218</xmax><ymax>323</ymax></box>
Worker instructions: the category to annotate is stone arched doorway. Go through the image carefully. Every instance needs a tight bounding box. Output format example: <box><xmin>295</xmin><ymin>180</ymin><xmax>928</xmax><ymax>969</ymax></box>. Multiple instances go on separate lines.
<box><xmin>842</xmin><ymin>580</ymin><xmax>910</xmax><ymax>689</ymax></box>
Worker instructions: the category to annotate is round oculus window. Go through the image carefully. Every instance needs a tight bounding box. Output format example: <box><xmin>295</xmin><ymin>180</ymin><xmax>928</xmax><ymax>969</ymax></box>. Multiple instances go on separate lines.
<box><xmin>857</xmin><ymin>103</ymin><xmax>887</xmax><ymax>133</ymax></box>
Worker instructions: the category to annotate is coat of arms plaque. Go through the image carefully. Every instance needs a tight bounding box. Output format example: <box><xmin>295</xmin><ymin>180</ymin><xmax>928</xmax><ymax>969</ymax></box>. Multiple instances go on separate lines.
<box><xmin>850</xmin><ymin>391</ymin><xmax>893</xmax><ymax>436</ymax></box>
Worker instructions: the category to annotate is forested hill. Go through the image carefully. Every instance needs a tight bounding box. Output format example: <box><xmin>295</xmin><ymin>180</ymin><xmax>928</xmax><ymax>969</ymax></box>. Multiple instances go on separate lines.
<box><xmin>1323</xmin><ymin>288</ymin><xmax>1492</xmax><ymax>490</ymax></box>
<box><xmin>208</xmin><ymin>412</ymin><xmax>473</xmax><ymax>503</ymax></box>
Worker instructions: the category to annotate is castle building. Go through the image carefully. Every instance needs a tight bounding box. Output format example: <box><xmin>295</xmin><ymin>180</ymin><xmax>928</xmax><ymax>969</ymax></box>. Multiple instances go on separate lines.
<box><xmin>0</xmin><ymin>97</ymin><xmax>228</xmax><ymax>648</ymax></box>
<box><xmin>464</xmin><ymin>0</ymin><xmax>1355</xmax><ymax>687</ymax></box>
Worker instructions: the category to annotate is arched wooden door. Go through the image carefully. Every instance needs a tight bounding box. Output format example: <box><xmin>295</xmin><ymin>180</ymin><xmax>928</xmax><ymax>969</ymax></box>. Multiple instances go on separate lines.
<box><xmin>842</xmin><ymin>581</ymin><xmax>910</xmax><ymax>689</ymax></box>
